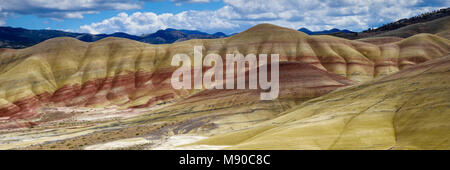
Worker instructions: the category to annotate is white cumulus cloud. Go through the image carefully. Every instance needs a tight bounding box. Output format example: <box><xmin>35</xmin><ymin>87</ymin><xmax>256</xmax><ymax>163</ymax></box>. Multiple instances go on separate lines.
<box><xmin>221</xmin><ymin>0</ymin><xmax>449</xmax><ymax>31</ymax></box>
<box><xmin>0</xmin><ymin>0</ymin><xmax>144</xmax><ymax>20</ymax></box>
<box><xmin>1</xmin><ymin>0</ymin><xmax>448</xmax><ymax>34</ymax></box>
<box><xmin>79</xmin><ymin>0</ymin><xmax>449</xmax><ymax>34</ymax></box>
<box><xmin>80</xmin><ymin>10</ymin><xmax>239</xmax><ymax>34</ymax></box>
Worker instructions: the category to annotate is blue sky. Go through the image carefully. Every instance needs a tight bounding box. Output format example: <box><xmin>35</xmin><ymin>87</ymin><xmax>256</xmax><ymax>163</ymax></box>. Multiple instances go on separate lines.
<box><xmin>0</xmin><ymin>0</ymin><xmax>448</xmax><ymax>35</ymax></box>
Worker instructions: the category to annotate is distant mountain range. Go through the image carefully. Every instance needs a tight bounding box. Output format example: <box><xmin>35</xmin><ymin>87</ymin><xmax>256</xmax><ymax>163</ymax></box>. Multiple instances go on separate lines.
<box><xmin>363</xmin><ymin>8</ymin><xmax>449</xmax><ymax>34</ymax></box>
<box><xmin>298</xmin><ymin>7</ymin><xmax>450</xmax><ymax>39</ymax></box>
<box><xmin>138</xmin><ymin>28</ymin><xmax>227</xmax><ymax>44</ymax></box>
<box><xmin>298</xmin><ymin>28</ymin><xmax>354</xmax><ymax>35</ymax></box>
<box><xmin>1</xmin><ymin>7</ymin><xmax>448</xmax><ymax>49</ymax></box>
<box><xmin>0</xmin><ymin>27</ymin><xmax>228</xmax><ymax>49</ymax></box>
<box><xmin>329</xmin><ymin>7</ymin><xmax>450</xmax><ymax>39</ymax></box>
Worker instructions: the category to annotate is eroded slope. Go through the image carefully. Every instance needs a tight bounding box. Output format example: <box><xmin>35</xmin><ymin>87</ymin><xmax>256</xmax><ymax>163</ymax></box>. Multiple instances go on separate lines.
<box><xmin>0</xmin><ymin>24</ymin><xmax>448</xmax><ymax>127</ymax></box>
<box><xmin>191</xmin><ymin>55</ymin><xmax>450</xmax><ymax>150</ymax></box>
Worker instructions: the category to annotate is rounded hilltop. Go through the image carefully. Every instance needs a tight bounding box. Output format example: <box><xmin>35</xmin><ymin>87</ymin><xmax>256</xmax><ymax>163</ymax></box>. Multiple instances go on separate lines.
<box><xmin>18</xmin><ymin>37</ymin><xmax>88</xmax><ymax>54</ymax></box>
<box><xmin>244</xmin><ymin>23</ymin><xmax>297</xmax><ymax>31</ymax></box>
<box><xmin>30</xmin><ymin>37</ymin><xmax>87</xmax><ymax>47</ymax></box>
<box><xmin>93</xmin><ymin>36</ymin><xmax>142</xmax><ymax>43</ymax></box>
<box><xmin>233</xmin><ymin>23</ymin><xmax>308</xmax><ymax>38</ymax></box>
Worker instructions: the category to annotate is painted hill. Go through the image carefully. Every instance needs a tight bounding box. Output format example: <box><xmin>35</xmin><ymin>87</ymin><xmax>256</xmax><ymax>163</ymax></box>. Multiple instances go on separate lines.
<box><xmin>143</xmin><ymin>61</ymin><xmax>354</xmax><ymax>136</ymax></box>
<box><xmin>0</xmin><ymin>23</ymin><xmax>448</xmax><ymax>150</ymax></box>
<box><xmin>190</xmin><ymin>55</ymin><xmax>450</xmax><ymax>150</ymax></box>
<box><xmin>0</xmin><ymin>23</ymin><xmax>449</xmax><ymax>122</ymax></box>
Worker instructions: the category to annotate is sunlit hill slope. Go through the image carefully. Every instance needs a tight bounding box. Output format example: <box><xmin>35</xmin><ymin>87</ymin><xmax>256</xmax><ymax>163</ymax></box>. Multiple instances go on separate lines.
<box><xmin>191</xmin><ymin>55</ymin><xmax>450</xmax><ymax>150</ymax></box>
<box><xmin>0</xmin><ymin>23</ymin><xmax>448</xmax><ymax>150</ymax></box>
<box><xmin>0</xmin><ymin>24</ymin><xmax>448</xmax><ymax>122</ymax></box>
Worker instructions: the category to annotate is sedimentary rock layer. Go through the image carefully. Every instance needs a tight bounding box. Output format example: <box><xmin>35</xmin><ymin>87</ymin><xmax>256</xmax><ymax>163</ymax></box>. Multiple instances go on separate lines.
<box><xmin>0</xmin><ymin>24</ymin><xmax>449</xmax><ymax>121</ymax></box>
<box><xmin>191</xmin><ymin>55</ymin><xmax>450</xmax><ymax>150</ymax></box>
<box><xmin>148</xmin><ymin>62</ymin><xmax>354</xmax><ymax>135</ymax></box>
